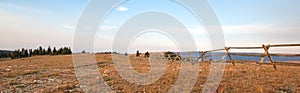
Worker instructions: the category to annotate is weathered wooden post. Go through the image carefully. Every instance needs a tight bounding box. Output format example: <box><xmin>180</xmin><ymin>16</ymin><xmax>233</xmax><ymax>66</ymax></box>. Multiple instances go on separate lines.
<box><xmin>174</xmin><ymin>53</ymin><xmax>181</xmax><ymax>61</ymax></box>
<box><xmin>221</xmin><ymin>47</ymin><xmax>234</xmax><ymax>65</ymax></box>
<box><xmin>259</xmin><ymin>45</ymin><xmax>266</xmax><ymax>64</ymax></box>
<box><xmin>167</xmin><ymin>54</ymin><xmax>172</xmax><ymax>61</ymax></box>
<box><xmin>260</xmin><ymin>44</ymin><xmax>277</xmax><ymax>69</ymax></box>
<box><xmin>199</xmin><ymin>51</ymin><xmax>207</xmax><ymax>62</ymax></box>
<box><xmin>226</xmin><ymin>47</ymin><xmax>234</xmax><ymax>65</ymax></box>
<box><xmin>184</xmin><ymin>53</ymin><xmax>192</xmax><ymax>62</ymax></box>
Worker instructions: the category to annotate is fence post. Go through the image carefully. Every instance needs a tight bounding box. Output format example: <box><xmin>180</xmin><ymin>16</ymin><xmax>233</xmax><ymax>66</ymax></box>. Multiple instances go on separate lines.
<box><xmin>185</xmin><ymin>53</ymin><xmax>192</xmax><ymax>62</ymax></box>
<box><xmin>226</xmin><ymin>47</ymin><xmax>235</xmax><ymax>65</ymax></box>
<box><xmin>167</xmin><ymin>54</ymin><xmax>172</xmax><ymax>61</ymax></box>
<box><xmin>199</xmin><ymin>51</ymin><xmax>207</xmax><ymax>62</ymax></box>
<box><xmin>260</xmin><ymin>44</ymin><xmax>277</xmax><ymax>69</ymax></box>
<box><xmin>259</xmin><ymin>44</ymin><xmax>266</xmax><ymax>64</ymax></box>
<box><xmin>265</xmin><ymin>45</ymin><xmax>277</xmax><ymax>69</ymax></box>
<box><xmin>174</xmin><ymin>53</ymin><xmax>181</xmax><ymax>61</ymax></box>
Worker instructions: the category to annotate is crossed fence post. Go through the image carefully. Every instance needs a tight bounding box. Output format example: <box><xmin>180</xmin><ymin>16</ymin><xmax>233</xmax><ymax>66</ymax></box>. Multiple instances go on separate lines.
<box><xmin>167</xmin><ymin>54</ymin><xmax>172</xmax><ymax>61</ymax></box>
<box><xmin>199</xmin><ymin>51</ymin><xmax>207</xmax><ymax>62</ymax></box>
<box><xmin>184</xmin><ymin>53</ymin><xmax>192</xmax><ymax>62</ymax></box>
<box><xmin>222</xmin><ymin>47</ymin><xmax>235</xmax><ymax>65</ymax></box>
<box><xmin>259</xmin><ymin>44</ymin><xmax>277</xmax><ymax>69</ymax></box>
<box><xmin>174</xmin><ymin>53</ymin><xmax>181</xmax><ymax>61</ymax></box>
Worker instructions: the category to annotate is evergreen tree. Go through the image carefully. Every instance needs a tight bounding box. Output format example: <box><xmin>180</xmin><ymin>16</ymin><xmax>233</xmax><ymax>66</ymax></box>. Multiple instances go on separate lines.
<box><xmin>5</xmin><ymin>46</ymin><xmax>72</xmax><ymax>59</ymax></box>
<box><xmin>38</xmin><ymin>46</ymin><xmax>43</xmax><ymax>55</ymax></box>
<box><xmin>33</xmin><ymin>49</ymin><xmax>38</xmax><ymax>56</ymax></box>
<box><xmin>7</xmin><ymin>52</ymin><xmax>10</xmax><ymax>58</ymax></box>
<box><xmin>68</xmin><ymin>47</ymin><xmax>72</xmax><ymax>54</ymax></box>
<box><xmin>10</xmin><ymin>52</ymin><xmax>13</xmax><ymax>59</ymax></box>
<box><xmin>24</xmin><ymin>49</ymin><xmax>29</xmax><ymax>57</ymax></box>
<box><xmin>11</xmin><ymin>50</ymin><xmax>19</xmax><ymax>59</ymax></box>
<box><xmin>42</xmin><ymin>49</ymin><xmax>46</xmax><ymax>55</ymax></box>
<box><xmin>52</xmin><ymin>47</ymin><xmax>57</xmax><ymax>55</ymax></box>
<box><xmin>58</xmin><ymin>48</ymin><xmax>63</xmax><ymax>55</ymax></box>
<box><xmin>81</xmin><ymin>50</ymin><xmax>86</xmax><ymax>54</ymax></box>
<box><xmin>21</xmin><ymin>48</ymin><xmax>26</xmax><ymax>58</ymax></box>
<box><xmin>17</xmin><ymin>49</ymin><xmax>21</xmax><ymax>58</ymax></box>
<box><xmin>47</xmin><ymin>46</ymin><xmax>52</xmax><ymax>55</ymax></box>
<box><xmin>0</xmin><ymin>52</ymin><xmax>8</xmax><ymax>58</ymax></box>
<box><xmin>62</xmin><ymin>47</ymin><xmax>72</xmax><ymax>54</ymax></box>
<box><xmin>29</xmin><ymin>49</ymin><xmax>32</xmax><ymax>57</ymax></box>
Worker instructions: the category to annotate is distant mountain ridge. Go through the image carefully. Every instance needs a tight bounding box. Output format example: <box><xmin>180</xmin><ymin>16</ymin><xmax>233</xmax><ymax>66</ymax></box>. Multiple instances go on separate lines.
<box><xmin>0</xmin><ymin>50</ymin><xmax>12</xmax><ymax>53</ymax></box>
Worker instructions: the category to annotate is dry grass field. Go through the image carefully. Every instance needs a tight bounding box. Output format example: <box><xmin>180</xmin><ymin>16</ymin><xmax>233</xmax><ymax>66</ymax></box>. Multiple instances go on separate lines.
<box><xmin>0</xmin><ymin>54</ymin><xmax>300</xmax><ymax>93</ymax></box>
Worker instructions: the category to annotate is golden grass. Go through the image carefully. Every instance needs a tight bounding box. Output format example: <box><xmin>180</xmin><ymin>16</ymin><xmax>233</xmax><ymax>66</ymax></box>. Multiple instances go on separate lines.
<box><xmin>0</xmin><ymin>54</ymin><xmax>299</xmax><ymax>92</ymax></box>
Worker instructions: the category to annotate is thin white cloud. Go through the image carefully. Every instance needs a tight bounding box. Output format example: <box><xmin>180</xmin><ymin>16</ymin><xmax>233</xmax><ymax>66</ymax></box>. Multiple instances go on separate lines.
<box><xmin>117</xmin><ymin>6</ymin><xmax>129</xmax><ymax>12</ymax></box>
<box><xmin>63</xmin><ymin>24</ymin><xmax>112</xmax><ymax>31</ymax></box>
<box><xmin>188</xmin><ymin>27</ymin><xmax>206</xmax><ymax>35</ymax></box>
<box><xmin>61</xmin><ymin>24</ymin><xmax>74</xmax><ymax>29</ymax></box>
<box><xmin>100</xmin><ymin>25</ymin><xmax>116</xmax><ymax>31</ymax></box>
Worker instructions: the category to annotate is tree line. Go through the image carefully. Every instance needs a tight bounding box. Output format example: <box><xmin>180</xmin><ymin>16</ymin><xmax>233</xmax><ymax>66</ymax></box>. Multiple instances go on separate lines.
<box><xmin>0</xmin><ymin>46</ymin><xmax>72</xmax><ymax>59</ymax></box>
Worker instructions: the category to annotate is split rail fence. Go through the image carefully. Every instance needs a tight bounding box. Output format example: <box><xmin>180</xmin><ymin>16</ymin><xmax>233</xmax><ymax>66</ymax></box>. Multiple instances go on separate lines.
<box><xmin>166</xmin><ymin>43</ymin><xmax>300</xmax><ymax>69</ymax></box>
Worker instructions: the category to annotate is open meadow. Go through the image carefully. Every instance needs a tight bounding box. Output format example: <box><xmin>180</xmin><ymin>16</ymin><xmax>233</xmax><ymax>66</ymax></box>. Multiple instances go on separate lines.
<box><xmin>0</xmin><ymin>54</ymin><xmax>300</xmax><ymax>93</ymax></box>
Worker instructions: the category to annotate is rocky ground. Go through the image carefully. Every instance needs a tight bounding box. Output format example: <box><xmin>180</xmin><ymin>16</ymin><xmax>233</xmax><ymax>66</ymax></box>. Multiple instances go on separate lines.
<box><xmin>0</xmin><ymin>54</ymin><xmax>299</xmax><ymax>93</ymax></box>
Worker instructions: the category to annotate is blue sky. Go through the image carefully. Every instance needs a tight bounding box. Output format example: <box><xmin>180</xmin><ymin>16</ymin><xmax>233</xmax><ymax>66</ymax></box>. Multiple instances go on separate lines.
<box><xmin>0</xmin><ymin>0</ymin><xmax>300</xmax><ymax>53</ymax></box>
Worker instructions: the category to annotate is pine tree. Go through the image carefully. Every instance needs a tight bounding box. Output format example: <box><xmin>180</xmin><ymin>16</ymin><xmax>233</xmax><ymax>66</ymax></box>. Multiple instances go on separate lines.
<box><xmin>62</xmin><ymin>47</ymin><xmax>72</xmax><ymax>54</ymax></box>
<box><xmin>29</xmin><ymin>49</ymin><xmax>32</xmax><ymax>57</ymax></box>
<box><xmin>10</xmin><ymin>52</ymin><xmax>13</xmax><ymax>59</ymax></box>
<box><xmin>5</xmin><ymin>46</ymin><xmax>73</xmax><ymax>59</ymax></box>
<box><xmin>11</xmin><ymin>50</ymin><xmax>19</xmax><ymax>59</ymax></box>
<box><xmin>58</xmin><ymin>48</ymin><xmax>63</xmax><ymax>55</ymax></box>
<box><xmin>52</xmin><ymin>47</ymin><xmax>57</xmax><ymax>55</ymax></box>
<box><xmin>0</xmin><ymin>52</ymin><xmax>2</xmax><ymax>59</ymax></box>
<box><xmin>42</xmin><ymin>49</ymin><xmax>46</xmax><ymax>55</ymax></box>
<box><xmin>21</xmin><ymin>48</ymin><xmax>25</xmax><ymax>58</ymax></box>
<box><xmin>24</xmin><ymin>49</ymin><xmax>29</xmax><ymax>57</ymax></box>
<box><xmin>17</xmin><ymin>49</ymin><xmax>21</xmax><ymax>58</ymax></box>
<box><xmin>39</xmin><ymin>46</ymin><xmax>43</xmax><ymax>55</ymax></box>
<box><xmin>68</xmin><ymin>47</ymin><xmax>72</xmax><ymax>54</ymax></box>
<box><xmin>33</xmin><ymin>49</ymin><xmax>38</xmax><ymax>56</ymax></box>
<box><xmin>81</xmin><ymin>50</ymin><xmax>86</xmax><ymax>54</ymax></box>
<box><xmin>47</xmin><ymin>46</ymin><xmax>52</xmax><ymax>55</ymax></box>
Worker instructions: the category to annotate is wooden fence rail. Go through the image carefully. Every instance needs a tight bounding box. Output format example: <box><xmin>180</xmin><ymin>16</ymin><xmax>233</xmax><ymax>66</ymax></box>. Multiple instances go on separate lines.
<box><xmin>229</xmin><ymin>47</ymin><xmax>263</xmax><ymax>49</ymax></box>
<box><xmin>198</xmin><ymin>43</ymin><xmax>300</xmax><ymax>69</ymax></box>
<box><xmin>269</xmin><ymin>44</ymin><xmax>300</xmax><ymax>47</ymax></box>
<box><xmin>230</xmin><ymin>53</ymin><xmax>300</xmax><ymax>57</ymax></box>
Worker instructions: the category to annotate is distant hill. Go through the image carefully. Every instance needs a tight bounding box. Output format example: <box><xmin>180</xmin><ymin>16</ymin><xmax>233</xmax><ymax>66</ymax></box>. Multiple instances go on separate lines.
<box><xmin>0</xmin><ymin>50</ymin><xmax>12</xmax><ymax>59</ymax></box>
<box><xmin>0</xmin><ymin>50</ymin><xmax>12</xmax><ymax>53</ymax></box>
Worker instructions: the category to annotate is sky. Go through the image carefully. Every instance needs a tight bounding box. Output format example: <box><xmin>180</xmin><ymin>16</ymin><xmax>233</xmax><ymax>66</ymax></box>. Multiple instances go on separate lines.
<box><xmin>0</xmin><ymin>0</ymin><xmax>300</xmax><ymax>53</ymax></box>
